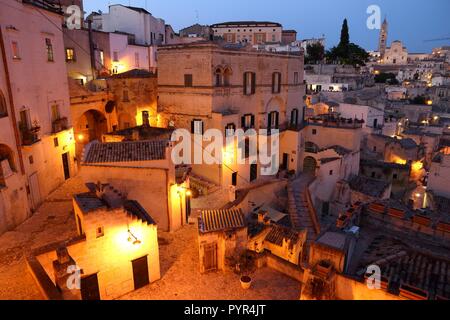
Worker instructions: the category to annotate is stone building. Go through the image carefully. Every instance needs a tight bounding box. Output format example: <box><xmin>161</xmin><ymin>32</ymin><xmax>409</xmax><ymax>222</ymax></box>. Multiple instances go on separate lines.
<box><xmin>68</xmin><ymin>79</ymin><xmax>117</xmax><ymax>161</ymax></box>
<box><xmin>106</xmin><ymin>69</ymin><xmax>158</xmax><ymax>130</ymax></box>
<box><xmin>428</xmin><ymin>150</ymin><xmax>450</xmax><ymax>198</ymax></box>
<box><xmin>63</xmin><ymin>27</ymin><xmax>112</xmax><ymax>84</ymax></box>
<box><xmin>90</xmin><ymin>4</ymin><xmax>166</xmax><ymax>46</ymax></box>
<box><xmin>28</xmin><ymin>182</ymin><xmax>160</xmax><ymax>300</ymax></box>
<box><xmin>359</xmin><ymin>159</ymin><xmax>411</xmax><ymax>196</ymax></box>
<box><xmin>0</xmin><ymin>0</ymin><xmax>76</xmax><ymax>234</ymax></box>
<box><xmin>198</xmin><ymin>208</ymin><xmax>247</xmax><ymax>273</ymax></box>
<box><xmin>157</xmin><ymin>42</ymin><xmax>305</xmax><ymax>188</ymax></box>
<box><xmin>210</xmin><ymin>21</ymin><xmax>283</xmax><ymax>45</ymax></box>
<box><xmin>80</xmin><ymin>140</ymin><xmax>189</xmax><ymax>231</ymax></box>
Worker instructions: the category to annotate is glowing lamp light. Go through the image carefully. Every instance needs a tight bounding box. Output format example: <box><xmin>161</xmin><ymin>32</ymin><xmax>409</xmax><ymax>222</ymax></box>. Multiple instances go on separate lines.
<box><xmin>415</xmin><ymin>193</ymin><xmax>422</xmax><ymax>198</ymax></box>
<box><xmin>426</xmin><ymin>100</ymin><xmax>433</xmax><ymax>106</ymax></box>
<box><xmin>77</xmin><ymin>134</ymin><xmax>84</xmax><ymax>141</ymax></box>
<box><xmin>185</xmin><ymin>190</ymin><xmax>192</xmax><ymax>197</ymax></box>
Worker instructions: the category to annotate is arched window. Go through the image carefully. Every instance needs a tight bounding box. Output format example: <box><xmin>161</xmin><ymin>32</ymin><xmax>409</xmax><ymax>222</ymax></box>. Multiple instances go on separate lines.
<box><xmin>0</xmin><ymin>90</ymin><xmax>8</xmax><ymax>118</ymax></box>
<box><xmin>223</xmin><ymin>67</ymin><xmax>232</xmax><ymax>87</ymax></box>
<box><xmin>215</xmin><ymin>68</ymin><xmax>223</xmax><ymax>87</ymax></box>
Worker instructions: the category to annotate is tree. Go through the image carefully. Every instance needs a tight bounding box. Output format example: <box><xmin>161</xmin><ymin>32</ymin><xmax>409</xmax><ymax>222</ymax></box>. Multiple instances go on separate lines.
<box><xmin>325</xmin><ymin>18</ymin><xmax>369</xmax><ymax>66</ymax></box>
<box><xmin>305</xmin><ymin>43</ymin><xmax>325</xmax><ymax>64</ymax></box>
<box><xmin>340</xmin><ymin>19</ymin><xmax>350</xmax><ymax>47</ymax></box>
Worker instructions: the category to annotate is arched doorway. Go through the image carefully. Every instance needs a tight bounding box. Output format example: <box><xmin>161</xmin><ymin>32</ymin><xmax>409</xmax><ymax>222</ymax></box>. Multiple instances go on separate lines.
<box><xmin>75</xmin><ymin>110</ymin><xmax>107</xmax><ymax>160</ymax></box>
<box><xmin>303</xmin><ymin>156</ymin><xmax>317</xmax><ymax>175</ymax></box>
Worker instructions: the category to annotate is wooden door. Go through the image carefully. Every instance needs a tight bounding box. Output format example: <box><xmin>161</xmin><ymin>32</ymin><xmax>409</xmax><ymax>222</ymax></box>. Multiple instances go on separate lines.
<box><xmin>132</xmin><ymin>256</ymin><xmax>150</xmax><ymax>290</ymax></box>
<box><xmin>81</xmin><ymin>274</ymin><xmax>100</xmax><ymax>300</ymax></box>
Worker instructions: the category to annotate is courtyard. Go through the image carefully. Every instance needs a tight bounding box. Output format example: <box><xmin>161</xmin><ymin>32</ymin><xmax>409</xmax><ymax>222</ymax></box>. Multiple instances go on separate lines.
<box><xmin>0</xmin><ymin>177</ymin><xmax>300</xmax><ymax>300</ymax></box>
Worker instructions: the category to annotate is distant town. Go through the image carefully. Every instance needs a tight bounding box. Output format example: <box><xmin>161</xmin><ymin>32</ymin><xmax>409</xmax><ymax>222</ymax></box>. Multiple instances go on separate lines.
<box><xmin>0</xmin><ymin>0</ymin><xmax>449</xmax><ymax>302</ymax></box>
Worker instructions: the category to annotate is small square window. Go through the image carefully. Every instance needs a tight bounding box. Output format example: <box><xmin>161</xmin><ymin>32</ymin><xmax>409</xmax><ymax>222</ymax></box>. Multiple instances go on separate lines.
<box><xmin>393</xmin><ymin>174</ymin><xmax>398</xmax><ymax>180</ymax></box>
<box><xmin>312</xmin><ymin>129</ymin><xmax>317</xmax><ymax>135</ymax></box>
<box><xmin>29</xmin><ymin>155</ymin><xmax>34</xmax><ymax>165</ymax></box>
<box><xmin>54</xmin><ymin>137</ymin><xmax>59</xmax><ymax>147</ymax></box>
<box><xmin>96</xmin><ymin>226</ymin><xmax>104</xmax><ymax>238</ymax></box>
<box><xmin>329</xmin><ymin>170</ymin><xmax>333</xmax><ymax>176</ymax></box>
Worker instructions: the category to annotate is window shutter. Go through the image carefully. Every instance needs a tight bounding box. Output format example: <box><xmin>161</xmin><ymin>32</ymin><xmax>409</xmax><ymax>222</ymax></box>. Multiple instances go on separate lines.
<box><xmin>241</xmin><ymin>116</ymin><xmax>245</xmax><ymax>128</ymax></box>
<box><xmin>201</xmin><ymin>121</ymin><xmax>204</xmax><ymax>135</ymax></box>
<box><xmin>267</xmin><ymin>113</ymin><xmax>271</xmax><ymax>129</ymax></box>
<box><xmin>191</xmin><ymin>120</ymin><xmax>195</xmax><ymax>134</ymax></box>
<box><xmin>251</xmin><ymin>114</ymin><xmax>255</xmax><ymax>128</ymax></box>
<box><xmin>272</xmin><ymin>73</ymin><xmax>276</xmax><ymax>93</ymax></box>
<box><xmin>275</xmin><ymin>112</ymin><xmax>279</xmax><ymax>129</ymax></box>
<box><xmin>243</xmin><ymin>73</ymin><xmax>247</xmax><ymax>94</ymax></box>
<box><xmin>251</xmin><ymin>73</ymin><xmax>256</xmax><ymax>94</ymax></box>
<box><xmin>277</xmin><ymin>73</ymin><xmax>281</xmax><ymax>93</ymax></box>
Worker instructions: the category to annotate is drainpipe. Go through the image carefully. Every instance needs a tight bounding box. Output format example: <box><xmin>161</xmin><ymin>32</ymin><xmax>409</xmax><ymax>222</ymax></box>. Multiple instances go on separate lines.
<box><xmin>0</xmin><ymin>26</ymin><xmax>25</xmax><ymax>174</ymax></box>
<box><xmin>87</xmin><ymin>20</ymin><xmax>96</xmax><ymax>80</ymax></box>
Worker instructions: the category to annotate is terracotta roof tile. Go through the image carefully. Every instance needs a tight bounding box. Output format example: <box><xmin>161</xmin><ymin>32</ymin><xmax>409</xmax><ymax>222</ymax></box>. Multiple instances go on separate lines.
<box><xmin>83</xmin><ymin>140</ymin><xmax>167</xmax><ymax>164</ymax></box>
<box><xmin>199</xmin><ymin>209</ymin><xmax>245</xmax><ymax>233</ymax></box>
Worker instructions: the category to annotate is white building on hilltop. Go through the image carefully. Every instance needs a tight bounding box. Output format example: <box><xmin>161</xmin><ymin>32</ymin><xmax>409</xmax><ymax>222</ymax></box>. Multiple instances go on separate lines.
<box><xmin>90</xmin><ymin>5</ymin><xmax>166</xmax><ymax>46</ymax></box>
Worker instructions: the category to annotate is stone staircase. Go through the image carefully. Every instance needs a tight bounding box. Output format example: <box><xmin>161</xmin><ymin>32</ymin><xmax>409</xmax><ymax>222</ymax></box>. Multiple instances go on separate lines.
<box><xmin>287</xmin><ymin>174</ymin><xmax>320</xmax><ymax>244</ymax></box>
<box><xmin>189</xmin><ymin>172</ymin><xmax>221</xmax><ymax>196</ymax></box>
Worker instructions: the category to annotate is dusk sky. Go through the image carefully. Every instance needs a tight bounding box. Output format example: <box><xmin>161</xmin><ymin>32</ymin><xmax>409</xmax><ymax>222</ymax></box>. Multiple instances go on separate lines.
<box><xmin>83</xmin><ymin>0</ymin><xmax>450</xmax><ymax>53</ymax></box>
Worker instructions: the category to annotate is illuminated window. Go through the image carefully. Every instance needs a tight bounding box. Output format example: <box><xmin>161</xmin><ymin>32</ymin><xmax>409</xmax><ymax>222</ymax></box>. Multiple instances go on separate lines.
<box><xmin>46</xmin><ymin>38</ymin><xmax>54</xmax><ymax>62</ymax></box>
<box><xmin>99</xmin><ymin>50</ymin><xmax>104</xmax><ymax>66</ymax></box>
<box><xmin>65</xmin><ymin>48</ymin><xmax>75</xmax><ymax>62</ymax></box>
<box><xmin>11</xmin><ymin>41</ymin><xmax>20</xmax><ymax>59</ymax></box>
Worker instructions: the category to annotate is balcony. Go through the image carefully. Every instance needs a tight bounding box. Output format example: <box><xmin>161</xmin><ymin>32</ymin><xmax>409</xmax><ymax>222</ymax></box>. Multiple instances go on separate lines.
<box><xmin>19</xmin><ymin>123</ymin><xmax>40</xmax><ymax>146</ymax></box>
<box><xmin>52</xmin><ymin>117</ymin><xmax>69</xmax><ymax>134</ymax></box>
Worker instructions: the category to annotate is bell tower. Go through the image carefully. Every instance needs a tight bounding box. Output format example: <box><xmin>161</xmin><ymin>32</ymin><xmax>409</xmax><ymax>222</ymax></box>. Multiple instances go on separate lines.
<box><xmin>378</xmin><ymin>17</ymin><xmax>388</xmax><ymax>59</ymax></box>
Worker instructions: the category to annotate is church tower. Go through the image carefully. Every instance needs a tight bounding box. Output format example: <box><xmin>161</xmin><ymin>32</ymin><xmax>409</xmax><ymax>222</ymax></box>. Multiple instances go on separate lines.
<box><xmin>378</xmin><ymin>18</ymin><xmax>388</xmax><ymax>59</ymax></box>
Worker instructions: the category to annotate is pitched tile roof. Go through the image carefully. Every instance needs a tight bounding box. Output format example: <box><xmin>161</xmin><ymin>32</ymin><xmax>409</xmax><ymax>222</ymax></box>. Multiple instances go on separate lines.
<box><xmin>198</xmin><ymin>209</ymin><xmax>245</xmax><ymax>234</ymax></box>
<box><xmin>265</xmin><ymin>225</ymin><xmax>300</xmax><ymax>247</ymax></box>
<box><xmin>349</xmin><ymin>175</ymin><xmax>390</xmax><ymax>197</ymax></box>
<box><xmin>83</xmin><ymin>140</ymin><xmax>167</xmax><ymax>164</ymax></box>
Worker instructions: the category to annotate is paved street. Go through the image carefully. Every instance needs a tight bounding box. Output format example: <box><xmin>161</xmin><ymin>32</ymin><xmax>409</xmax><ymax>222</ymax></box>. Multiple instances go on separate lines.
<box><xmin>0</xmin><ymin>176</ymin><xmax>300</xmax><ymax>300</ymax></box>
